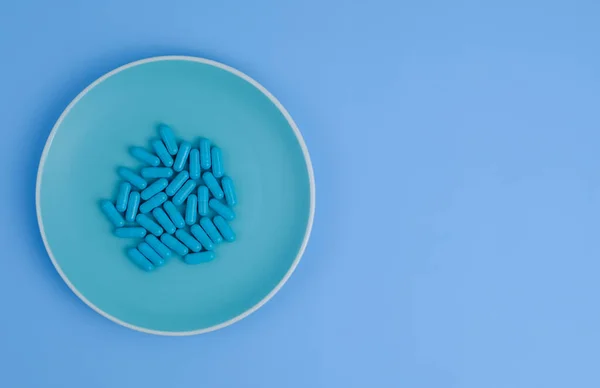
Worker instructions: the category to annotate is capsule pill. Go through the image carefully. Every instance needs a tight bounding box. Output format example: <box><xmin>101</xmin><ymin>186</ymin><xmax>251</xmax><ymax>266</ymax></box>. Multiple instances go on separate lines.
<box><xmin>221</xmin><ymin>176</ymin><xmax>237</xmax><ymax>207</ymax></box>
<box><xmin>189</xmin><ymin>149</ymin><xmax>200</xmax><ymax>179</ymax></box>
<box><xmin>175</xmin><ymin>229</ymin><xmax>202</xmax><ymax>253</ymax></box>
<box><xmin>151</xmin><ymin>139</ymin><xmax>174</xmax><ymax>167</ymax></box>
<box><xmin>160</xmin><ymin>234</ymin><xmax>189</xmax><ymax>256</ymax></box>
<box><xmin>158</xmin><ymin>124</ymin><xmax>178</xmax><ymax>155</ymax></box>
<box><xmin>115</xmin><ymin>182</ymin><xmax>131</xmax><ymax>212</ymax></box>
<box><xmin>114</xmin><ymin>227</ymin><xmax>147</xmax><ymax>238</ymax></box>
<box><xmin>141</xmin><ymin>167</ymin><xmax>173</xmax><ymax>179</ymax></box>
<box><xmin>117</xmin><ymin>167</ymin><xmax>147</xmax><ymax>190</ymax></box>
<box><xmin>163</xmin><ymin>201</ymin><xmax>185</xmax><ymax>228</ymax></box>
<box><xmin>213</xmin><ymin>216</ymin><xmax>236</xmax><ymax>242</ymax></box>
<box><xmin>100</xmin><ymin>200</ymin><xmax>125</xmax><ymax>227</ymax></box>
<box><xmin>173</xmin><ymin>141</ymin><xmax>191</xmax><ymax>172</ymax></box>
<box><xmin>139</xmin><ymin>192</ymin><xmax>167</xmax><ymax>213</ymax></box>
<box><xmin>152</xmin><ymin>207</ymin><xmax>176</xmax><ymax>234</ymax></box>
<box><xmin>211</xmin><ymin>147</ymin><xmax>224</xmax><ymax>178</ymax></box>
<box><xmin>209</xmin><ymin>199</ymin><xmax>235</xmax><ymax>221</ymax></box>
<box><xmin>138</xmin><ymin>242</ymin><xmax>165</xmax><ymax>267</ymax></box>
<box><xmin>190</xmin><ymin>224</ymin><xmax>215</xmax><ymax>250</ymax></box>
<box><xmin>145</xmin><ymin>235</ymin><xmax>173</xmax><ymax>259</ymax></box>
<box><xmin>166</xmin><ymin>170</ymin><xmax>189</xmax><ymax>196</ymax></box>
<box><xmin>136</xmin><ymin>213</ymin><xmax>164</xmax><ymax>237</ymax></box>
<box><xmin>130</xmin><ymin>147</ymin><xmax>160</xmax><ymax>166</ymax></box>
<box><xmin>202</xmin><ymin>172</ymin><xmax>224</xmax><ymax>199</ymax></box>
<box><xmin>172</xmin><ymin>179</ymin><xmax>196</xmax><ymax>206</ymax></box>
<box><xmin>199</xmin><ymin>138</ymin><xmax>211</xmax><ymax>169</ymax></box>
<box><xmin>184</xmin><ymin>251</ymin><xmax>216</xmax><ymax>264</ymax></box>
<box><xmin>185</xmin><ymin>194</ymin><xmax>198</xmax><ymax>225</ymax></box>
<box><xmin>200</xmin><ymin>217</ymin><xmax>223</xmax><ymax>244</ymax></box>
<box><xmin>125</xmin><ymin>191</ymin><xmax>141</xmax><ymax>222</ymax></box>
<box><xmin>127</xmin><ymin>248</ymin><xmax>154</xmax><ymax>272</ymax></box>
<box><xmin>197</xmin><ymin>186</ymin><xmax>210</xmax><ymax>216</ymax></box>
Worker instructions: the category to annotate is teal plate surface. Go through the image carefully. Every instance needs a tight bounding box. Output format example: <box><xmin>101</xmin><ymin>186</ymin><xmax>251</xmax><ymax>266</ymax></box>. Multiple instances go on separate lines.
<box><xmin>36</xmin><ymin>56</ymin><xmax>315</xmax><ymax>335</ymax></box>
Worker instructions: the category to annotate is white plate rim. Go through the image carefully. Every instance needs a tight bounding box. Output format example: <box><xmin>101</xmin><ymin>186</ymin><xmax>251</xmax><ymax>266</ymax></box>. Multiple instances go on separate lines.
<box><xmin>35</xmin><ymin>55</ymin><xmax>316</xmax><ymax>336</ymax></box>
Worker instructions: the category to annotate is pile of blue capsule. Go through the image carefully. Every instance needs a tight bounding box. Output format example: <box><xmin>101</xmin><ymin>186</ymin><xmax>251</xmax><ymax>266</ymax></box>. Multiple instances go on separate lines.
<box><xmin>100</xmin><ymin>124</ymin><xmax>237</xmax><ymax>271</ymax></box>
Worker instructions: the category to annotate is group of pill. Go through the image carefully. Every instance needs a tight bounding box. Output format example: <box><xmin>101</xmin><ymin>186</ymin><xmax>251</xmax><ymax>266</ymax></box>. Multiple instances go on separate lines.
<box><xmin>100</xmin><ymin>124</ymin><xmax>237</xmax><ymax>271</ymax></box>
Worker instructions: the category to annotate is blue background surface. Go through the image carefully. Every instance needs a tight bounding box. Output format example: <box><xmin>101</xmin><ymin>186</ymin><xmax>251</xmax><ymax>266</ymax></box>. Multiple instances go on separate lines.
<box><xmin>0</xmin><ymin>1</ymin><xmax>599</xmax><ymax>387</ymax></box>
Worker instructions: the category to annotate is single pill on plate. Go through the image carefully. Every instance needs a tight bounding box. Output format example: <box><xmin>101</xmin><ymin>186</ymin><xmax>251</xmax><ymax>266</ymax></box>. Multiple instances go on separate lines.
<box><xmin>190</xmin><ymin>224</ymin><xmax>215</xmax><ymax>250</ymax></box>
<box><xmin>126</xmin><ymin>248</ymin><xmax>154</xmax><ymax>272</ymax></box>
<box><xmin>141</xmin><ymin>178</ymin><xmax>168</xmax><ymax>200</ymax></box>
<box><xmin>165</xmin><ymin>171</ymin><xmax>188</xmax><ymax>196</ymax></box>
<box><xmin>117</xmin><ymin>167</ymin><xmax>147</xmax><ymax>190</ymax></box>
<box><xmin>199</xmin><ymin>138</ymin><xmax>211</xmax><ymax>169</ymax></box>
<box><xmin>172</xmin><ymin>179</ymin><xmax>196</xmax><ymax>206</ymax></box>
<box><xmin>152</xmin><ymin>208</ymin><xmax>176</xmax><ymax>234</ymax></box>
<box><xmin>130</xmin><ymin>146</ymin><xmax>160</xmax><ymax>166</ymax></box>
<box><xmin>185</xmin><ymin>194</ymin><xmax>198</xmax><ymax>225</ymax></box>
<box><xmin>151</xmin><ymin>139</ymin><xmax>174</xmax><ymax>167</ymax></box>
<box><xmin>173</xmin><ymin>141</ymin><xmax>192</xmax><ymax>172</ymax></box>
<box><xmin>163</xmin><ymin>201</ymin><xmax>185</xmax><ymax>228</ymax></box>
<box><xmin>200</xmin><ymin>217</ymin><xmax>223</xmax><ymax>244</ymax></box>
<box><xmin>114</xmin><ymin>227</ymin><xmax>147</xmax><ymax>238</ymax></box>
<box><xmin>160</xmin><ymin>234</ymin><xmax>189</xmax><ymax>256</ymax></box>
<box><xmin>125</xmin><ymin>191</ymin><xmax>141</xmax><ymax>222</ymax></box>
<box><xmin>209</xmin><ymin>198</ymin><xmax>235</xmax><ymax>221</ymax></box>
<box><xmin>115</xmin><ymin>182</ymin><xmax>131</xmax><ymax>212</ymax></box>
<box><xmin>211</xmin><ymin>147</ymin><xmax>224</xmax><ymax>178</ymax></box>
<box><xmin>197</xmin><ymin>186</ymin><xmax>210</xmax><ymax>216</ymax></box>
<box><xmin>202</xmin><ymin>172</ymin><xmax>224</xmax><ymax>199</ymax></box>
<box><xmin>158</xmin><ymin>124</ymin><xmax>178</xmax><ymax>155</ymax></box>
<box><xmin>213</xmin><ymin>216</ymin><xmax>236</xmax><ymax>242</ymax></box>
<box><xmin>139</xmin><ymin>192</ymin><xmax>167</xmax><ymax>213</ymax></box>
<box><xmin>141</xmin><ymin>167</ymin><xmax>173</xmax><ymax>179</ymax></box>
<box><xmin>175</xmin><ymin>229</ymin><xmax>202</xmax><ymax>252</ymax></box>
<box><xmin>136</xmin><ymin>213</ymin><xmax>164</xmax><ymax>237</ymax></box>
<box><xmin>221</xmin><ymin>176</ymin><xmax>237</xmax><ymax>207</ymax></box>
<box><xmin>100</xmin><ymin>200</ymin><xmax>125</xmax><ymax>227</ymax></box>
<box><xmin>184</xmin><ymin>251</ymin><xmax>216</xmax><ymax>265</ymax></box>
<box><xmin>138</xmin><ymin>242</ymin><xmax>165</xmax><ymax>267</ymax></box>
<box><xmin>189</xmin><ymin>149</ymin><xmax>200</xmax><ymax>179</ymax></box>
<box><xmin>145</xmin><ymin>235</ymin><xmax>173</xmax><ymax>259</ymax></box>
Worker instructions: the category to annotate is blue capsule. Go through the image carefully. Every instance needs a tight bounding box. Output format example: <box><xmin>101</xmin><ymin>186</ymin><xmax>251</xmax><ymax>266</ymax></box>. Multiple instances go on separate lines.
<box><xmin>166</xmin><ymin>170</ymin><xmax>189</xmax><ymax>196</ymax></box>
<box><xmin>141</xmin><ymin>178</ymin><xmax>168</xmax><ymax>200</ymax></box>
<box><xmin>209</xmin><ymin>199</ymin><xmax>235</xmax><ymax>221</ymax></box>
<box><xmin>114</xmin><ymin>227</ymin><xmax>147</xmax><ymax>238</ymax></box>
<box><xmin>136</xmin><ymin>213</ymin><xmax>163</xmax><ymax>237</ymax></box>
<box><xmin>197</xmin><ymin>186</ymin><xmax>210</xmax><ymax>216</ymax></box>
<box><xmin>125</xmin><ymin>191</ymin><xmax>141</xmax><ymax>222</ymax></box>
<box><xmin>139</xmin><ymin>192</ymin><xmax>167</xmax><ymax>213</ymax></box>
<box><xmin>175</xmin><ymin>229</ymin><xmax>202</xmax><ymax>252</ymax></box>
<box><xmin>126</xmin><ymin>248</ymin><xmax>154</xmax><ymax>272</ymax></box>
<box><xmin>140</xmin><ymin>167</ymin><xmax>173</xmax><ymax>179</ymax></box>
<box><xmin>160</xmin><ymin>234</ymin><xmax>189</xmax><ymax>256</ymax></box>
<box><xmin>158</xmin><ymin>124</ymin><xmax>178</xmax><ymax>156</ymax></box>
<box><xmin>221</xmin><ymin>176</ymin><xmax>237</xmax><ymax>207</ymax></box>
<box><xmin>190</xmin><ymin>224</ymin><xmax>215</xmax><ymax>250</ymax></box>
<box><xmin>211</xmin><ymin>147</ymin><xmax>224</xmax><ymax>178</ymax></box>
<box><xmin>100</xmin><ymin>200</ymin><xmax>125</xmax><ymax>227</ymax></box>
<box><xmin>185</xmin><ymin>194</ymin><xmax>198</xmax><ymax>225</ymax></box>
<box><xmin>200</xmin><ymin>217</ymin><xmax>223</xmax><ymax>244</ymax></box>
<box><xmin>145</xmin><ymin>235</ymin><xmax>173</xmax><ymax>259</ymax></box>
<box><xmin>184</xmin><ymin>251</ymin><xmax>216</xmax><ymax>265</ymax></box>
<box><xmin>117</xmin><ymin>167</ymin><xmax>147</xmax><ymax>190</ymax></box>
<box><xmin>173</xmin><ymin>141</ymin><xmax>191</xmax><ymax>172</ymax></box>
<box><xmin>130</xmin><ymin>147</ymin><xmax>160</xmax><ymax>166</ymax></box>
<box><xmin>213</xmin><ymin>216</ymin><xmax>236</xmax><ymax>242</ymax></box>
<box><xmin>138</xmin><ymin>242</ymin><xmax>165</xmax><ymax>267</ymax></box>
<box><xmin>115</xmin><ymin>182</ymin><xmax>131</xmax><ymax>212</ymax></box>
<box><xmin>172</xmin><ymin>180</ymin><xmax>196</xmax><ymax>206</ymax></box>
<box><xmin>189</xmin><ymin>149</ymin><xmax>200</xmax><ymax>179</ymax></box>
<box><xmin>202</xmin><ymin>172</ymin><xmax>224</xmax><ymax>199</ymax></box>
<box><xmin>163</xmin><ymin>201</ymin><xmax>185</xmax><ymax>228</ymax></box>
<box><xmin>152</xmin><ymin>208</ymin><xmax>176</xmax><ymax>234</ymax></box>
<box><xmin>199</xmin><ymin>138</ymin><xmax>211</xmax><ymax>169</ymax></box>
<box><xmin>151</xmin><ymin>139</ymin><xmax>174</xmax><ymax>167</ymax></box>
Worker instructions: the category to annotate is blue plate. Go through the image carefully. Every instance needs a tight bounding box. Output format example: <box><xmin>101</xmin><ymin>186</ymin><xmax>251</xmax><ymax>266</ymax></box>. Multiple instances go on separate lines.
<box><xmin>36</xmin><ymin>56</ymin><xmax>315</xmax><ymax>335</ymax></box>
